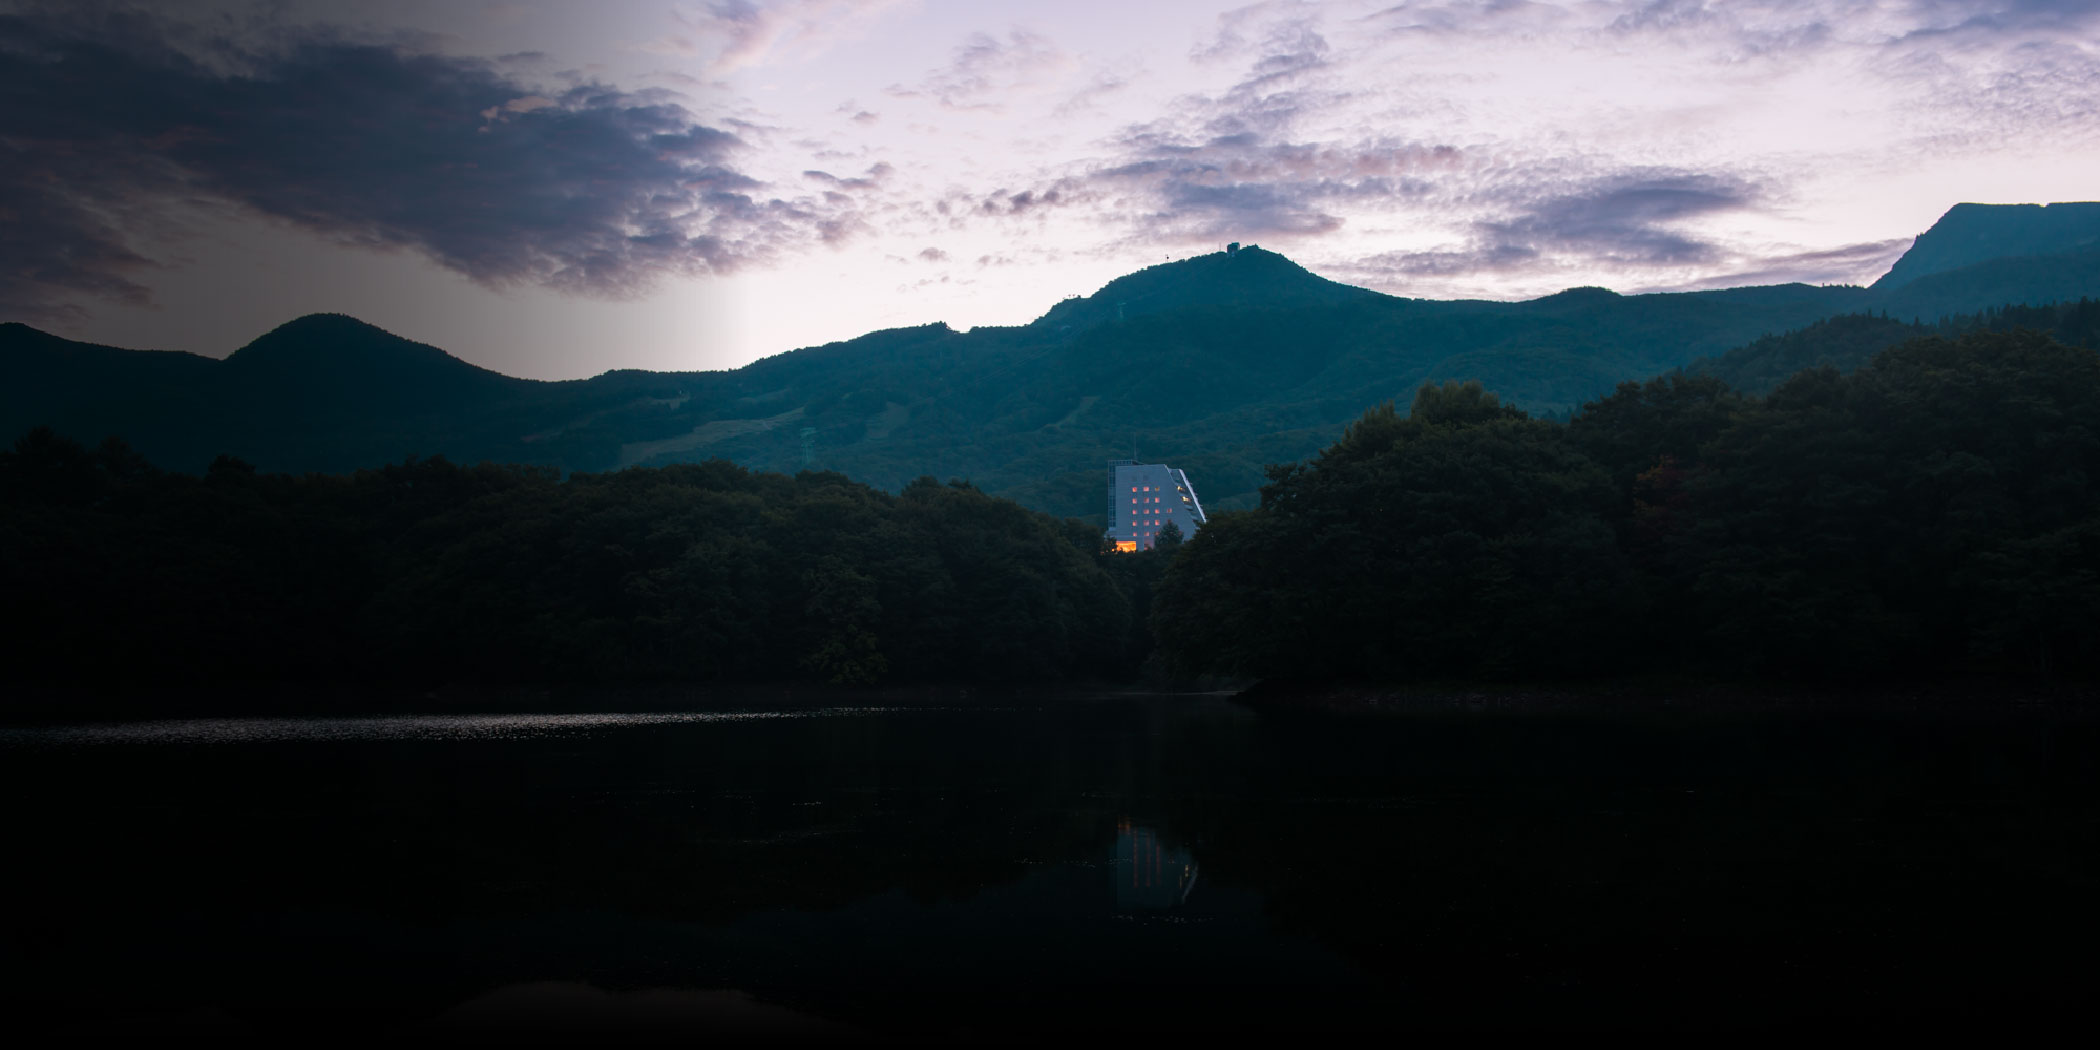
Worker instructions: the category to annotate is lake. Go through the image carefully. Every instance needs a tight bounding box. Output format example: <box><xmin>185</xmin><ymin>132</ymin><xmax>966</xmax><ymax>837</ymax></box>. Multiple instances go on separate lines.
<box><xmin>3</xmin><ymin>692</ymin><xmax>2095</xmax><ymax>1037</ymax></box>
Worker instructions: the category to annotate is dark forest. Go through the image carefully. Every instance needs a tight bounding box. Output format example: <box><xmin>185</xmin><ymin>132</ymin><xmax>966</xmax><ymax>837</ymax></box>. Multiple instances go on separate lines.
<box><xmin>10</xmin><ymin>325</ymin><xmax>2098</xmax><ymax>710</ymax></box>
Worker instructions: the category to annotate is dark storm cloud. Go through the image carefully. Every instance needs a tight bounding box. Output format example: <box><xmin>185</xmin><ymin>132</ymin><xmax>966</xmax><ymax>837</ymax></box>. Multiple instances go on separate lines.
<box><xmin>0</xmin><ymin>145</ymin><xmax>159</xmax><ymax>314</ymax></box>
<box><xmin>0</xmin><ymin>7</ymin><xmax>867</xmax><ymax>321</ymax></box>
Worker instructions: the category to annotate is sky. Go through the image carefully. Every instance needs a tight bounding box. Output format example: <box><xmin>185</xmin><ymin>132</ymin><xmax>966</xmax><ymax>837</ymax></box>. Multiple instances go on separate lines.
<box><xmin>3</xmin><ymin>0</ymin><xmax>2097</xmax><ymax>379</ymax></box>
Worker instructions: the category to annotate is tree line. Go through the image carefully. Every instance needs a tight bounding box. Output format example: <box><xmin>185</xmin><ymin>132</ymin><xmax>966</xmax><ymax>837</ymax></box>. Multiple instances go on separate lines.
<box><xmin>8</xmin><ymin>325</ymin><xmax>2098</xmax><ymax>698</ymax></box>
<box><xmin>1155</xmin><ymin>328</ymin><xmax>2100</xmax><ymax>683</ymax></box>
<box><xmin>0</xmin><ymin>441</ymin><xmax>1143</xmax><ymax>693</ymax></box>
<box><xmin>1686</xmin><ymin>297</ymin><xmax>2099</xmax><ymax>396</ymax></box>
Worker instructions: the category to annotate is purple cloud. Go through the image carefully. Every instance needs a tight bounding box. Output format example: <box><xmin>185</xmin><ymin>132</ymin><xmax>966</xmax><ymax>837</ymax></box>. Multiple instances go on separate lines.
<box><xmin>893</xmin><ymin>28</ymin><xmax>1065</xmax><ymax>111</ymax></box>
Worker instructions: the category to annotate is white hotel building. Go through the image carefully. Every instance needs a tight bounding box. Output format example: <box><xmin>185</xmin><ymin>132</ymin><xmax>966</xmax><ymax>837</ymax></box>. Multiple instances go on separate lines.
<box><xmin>1105</xmin><ymin>460</ymin><xmax>1208</xmax><ymax>552</ymax></box>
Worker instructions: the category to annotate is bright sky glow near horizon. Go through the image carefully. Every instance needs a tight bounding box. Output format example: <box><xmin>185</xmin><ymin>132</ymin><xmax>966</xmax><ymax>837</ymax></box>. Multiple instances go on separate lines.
<box><xmin>4</xmin><ymin>0</ymin><xmax>2097</xmax><ymax>379</ymax></box>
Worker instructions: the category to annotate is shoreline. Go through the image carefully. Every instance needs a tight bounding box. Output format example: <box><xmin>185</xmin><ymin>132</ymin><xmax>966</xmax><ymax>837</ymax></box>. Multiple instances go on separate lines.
<box><xmin>6</xmin><ymin>675</ymin><xmax>2096</xmax><ymax>726</ymax></box>
<box><xmin>0</xmin><ymin>679</ymin><xmax>1242</xmax><ymax>725</ymax></box>
<box><xmin>1231</xmin><ymin>676</ymin><xmax>2100</xmax><ymax>719</ymax></box>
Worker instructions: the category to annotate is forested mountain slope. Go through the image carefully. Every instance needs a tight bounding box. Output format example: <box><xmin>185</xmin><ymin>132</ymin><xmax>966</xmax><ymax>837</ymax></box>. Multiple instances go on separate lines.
<box><xmin>1687</xmin><ymin>299</ymin><xmax>2100</xmax><ymax>396</ymax></box>
<box><xmin>1874</xmin><ymin>201</ymin><xmax>2100</xmax><ymax>290</ymax></box>
<box><xmin>9</xmin><ymin>204</ymin><xmax>2100</xmax><ymax>521</ymax></box>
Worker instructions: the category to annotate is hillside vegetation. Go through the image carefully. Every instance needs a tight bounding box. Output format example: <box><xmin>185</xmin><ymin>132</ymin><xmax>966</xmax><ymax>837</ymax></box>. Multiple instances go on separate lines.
<box><xmin>0</xmin><ymin>440</ymin><xmax>1133</xmax><ymax>694</ymax></box>
<box><xmin>9</xmin><ymin>202</ymin><xmax>2100</xmax><ymax>521</ymax></box>
<box><xmin>1688</xmin><ymin>299</ymin><xmax>2100</xmax><ymax>395</ymax></box>
<box><xmin>10</xmin><ymin>326</ymin><xmax>2099</xmax><ymax>697</ymax></box>
<box><xmin>1157</xmin><ymin>329</ymin><xmax>2100</xmax><ymax>683</ymax></box>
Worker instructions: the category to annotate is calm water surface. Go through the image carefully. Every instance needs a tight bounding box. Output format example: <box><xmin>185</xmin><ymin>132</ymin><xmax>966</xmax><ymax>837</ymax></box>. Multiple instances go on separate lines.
<box><xmin>4</xmin><ymin>693</ymin><xmax>2096</xmax><ymax>1037</ymax></box>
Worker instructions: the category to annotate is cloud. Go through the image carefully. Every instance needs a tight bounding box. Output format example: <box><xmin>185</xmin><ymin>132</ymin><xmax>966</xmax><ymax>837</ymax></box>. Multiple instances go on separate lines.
<box><xmin>942</xmin><ymin>8</ymin><xmax>1447</xmax><ymax>246</ymax></box>
<box><xmin>1872</xmin><ymin>4</ymin><xmax>2100</xmax><ymax>145</ymax></box>
<box><xmin>1328</xmin><ymin>188</ymin><xmax>1918</xmax><ymax>296</ymax></box>
<box><xmin>1477</xmin><ymin>171</ymin><xmax>1766</xmax><ymax>265</ymax></box>
<box><xmin>953</xmin><ymin>0</ymin><xmax>2093</xmax><ymax>286</ymax></box>
<box><xmin>1363</xmin><ymin>0</ymin><xmax>1576</xmax><ymax>36</ymax></box>
<box><xmin>1315</xmin><ymin>168</ymin><xmax>1777</xmax><ymax>291</ymax></box>
<box><xmin>1892</xmin><ymin>0</ymin><xmax>2100</xmax><ymax>37</ymax></box>
<box><xmin>1052</xmin><ymin>70</ymin><xmax>1134</xmax><ymax>119</ymax></box>
<box><xmin>0</xmin><ymin>146</ymin><xmax>160</xmax><ymax>321</ymax></box>
<box><xmin>674</xmin><ymin>0</ymin><xmax>909</xmax><ymax>75</ymax></box>
<box><xmin>834</xmin><ymin>100</ymin><xmax>881</xmax><ymax>125</ymax></box>
<box><xmin>894</xmin><ymin>28</ymin><xmax>1067</xmax><ymax>111</ymax></box>
<box><xmin>803</xmin><ymin>162</ymin><xmax>894</xmax><ymax>191</ymax></box>
<box><xmin>1672</xmin><ymin>238</ymin><xmax>1915</xmax><ymax>289</ymax></box>
<box><xmin>0</xmin><ymin>7</ymin><xmax>882</xmax><ymax>320</ymax></box>
<box><xmin>1043</xmin><ymin>135</ymin><xmax>1454</xmax><ymax>243</ymax></box>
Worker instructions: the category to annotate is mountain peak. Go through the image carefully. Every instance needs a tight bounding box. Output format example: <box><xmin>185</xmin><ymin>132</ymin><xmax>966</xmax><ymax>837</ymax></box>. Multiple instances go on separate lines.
<box><xmin>227</xmin><ymin>313</ymin><xmax>481</xmax><ymax>374</ymax></box>
<box><xmin>1874</xmin><ymin>201</ymin><xmax>2100</xmax><ymax>290</ymax></box>
<box><xmin>228</xmin><ymin>313</ymin><xmax>411</xmax><ymax>360</ymax></box>
<box><xmin>1030</xmin><ymin>245</ymin><xmax>1383</xmax><ymax>332</ymax></box>
<box><xmin>221</xmin><ymin>312</ymin><xmax>521</xmax><ymax>416</ymax></box>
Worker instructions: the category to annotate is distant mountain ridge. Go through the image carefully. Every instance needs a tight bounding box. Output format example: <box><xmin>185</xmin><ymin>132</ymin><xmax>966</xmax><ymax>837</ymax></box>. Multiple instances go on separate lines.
<box><xmin>1876</xmin><ymin>202</ymin><xmax>2100</xmax><ymax>290</ymax></box>
<box><xmin>8</xmin><ymin>202</ymin><xmax>2100</xmax><ymax>521</ymax></box>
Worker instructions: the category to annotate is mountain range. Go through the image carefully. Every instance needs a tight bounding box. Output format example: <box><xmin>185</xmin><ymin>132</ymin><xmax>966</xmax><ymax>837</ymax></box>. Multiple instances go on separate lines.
<box><xmin>8</xmin><ymin>201</ymin><xmax>2100</xmax><ymax>522</ymax></box>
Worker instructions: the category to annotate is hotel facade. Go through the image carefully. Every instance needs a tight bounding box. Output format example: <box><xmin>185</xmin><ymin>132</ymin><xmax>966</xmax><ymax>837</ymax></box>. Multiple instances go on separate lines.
<box><xmin>1105</xmin><ymin>460</ymin><xmax>1208</xmax><ymax>552</ymax></box>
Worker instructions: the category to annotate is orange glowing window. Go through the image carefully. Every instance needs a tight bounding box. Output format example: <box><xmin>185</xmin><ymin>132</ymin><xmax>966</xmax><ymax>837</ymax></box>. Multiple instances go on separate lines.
<box><xmin>1115</xmin><ymin>539</ymin><xmax>1138</xmax><ymax>552</ymax></box>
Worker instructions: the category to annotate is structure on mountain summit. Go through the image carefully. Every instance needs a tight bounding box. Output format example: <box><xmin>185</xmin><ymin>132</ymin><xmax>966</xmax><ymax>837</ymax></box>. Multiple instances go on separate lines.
<box><xmin>1106</xmin><ymin>460</ymin><xmax>1208</xmax><ymax>552</ymax></box>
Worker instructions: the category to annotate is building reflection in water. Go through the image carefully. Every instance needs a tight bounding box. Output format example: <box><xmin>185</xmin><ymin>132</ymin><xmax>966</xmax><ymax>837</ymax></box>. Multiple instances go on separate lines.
<box><xmin>1115</xmin><ymin>818</ymin><xmax>1199</xmax><ymax>912</ymax></box>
